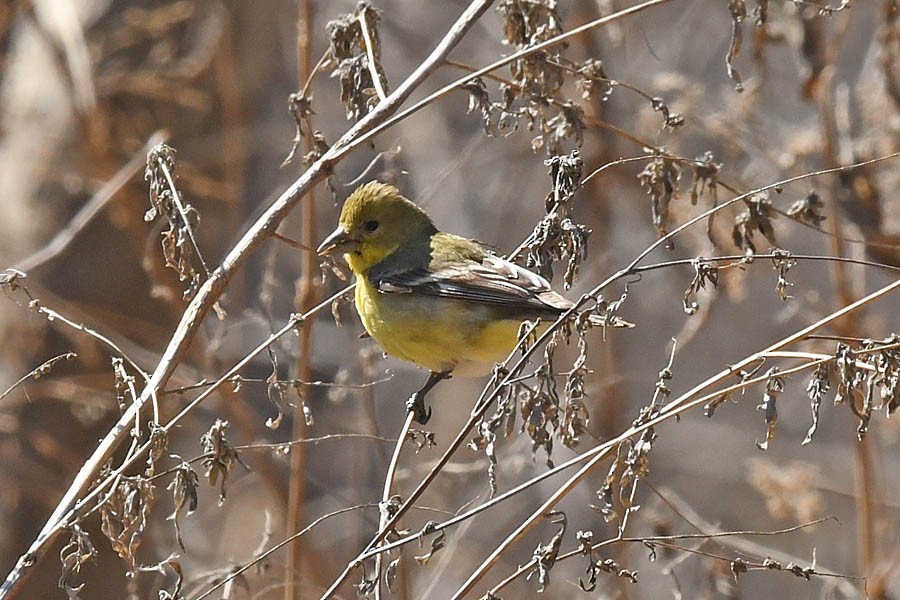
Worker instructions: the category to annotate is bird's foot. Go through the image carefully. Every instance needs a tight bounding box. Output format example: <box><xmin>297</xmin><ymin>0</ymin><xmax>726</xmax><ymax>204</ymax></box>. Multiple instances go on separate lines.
<box><xmin>406</xmin><ymin>392</ymin><xmax>432</xmax><ymax>425</ymax></box>
<box><xmin>405</xmin><ymin>370</ymin><xmax>451</xmax><ymax>425</ymax></box>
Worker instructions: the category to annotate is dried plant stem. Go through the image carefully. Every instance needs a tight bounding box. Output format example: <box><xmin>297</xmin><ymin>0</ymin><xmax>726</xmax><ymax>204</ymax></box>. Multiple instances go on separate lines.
<box><xmin>455</xmin><ymin>445</ymin><xmax>610</xmax><ymax>599</ymax></box>
<box><xmin>821</xmin><ymin>119</ymin><xmax>878</xmax><ymax>584</ymax></box>
<box><xmin>50</xmin><ymin>285</ymin><xmax>352</xmax><ymax>536</ymax></box>
<box><xmin>455</xmin><ymin>341</ymin><xmax>672</xmax><ymax>599</ymax></box>
<box><xmin>340</xmin><ymin>0</ymin><xmax>674</xmax><ymax>158</ymax></box>
<box><xmin>359</xmin><ymin>9</ymin><xmax>387</xmax><ymax>102</ymax></box>
<box><xmin>14</xmin><ymin>131</ymin><xmax>167</xmax><ymax>274</ymax></box>
<box><xmin>285</xmin><ymin>1</ymin><xmax>317</xmax><ymax>597</ymax></box>
<box><xmin>826</xmin><ymin>207</ymin><xmax>879</xmax><ymax>588</ymax></box>
<box><xmin>342</xmin><ymin>334</ymin><xmax>887</xmax><ymax>592</ymax></box>
<box><xmin>214</xmin><ymin>12</ymin><xmax>287</xmax><ymax>535</ymax></box>
<box><xmin>485</xmin><ymin>474</ymin><xmax>644</xmax><ymax>598</ymax></box>
<box><xmin>626</xmin><ymin>152</ymin><xmax>900</xmax><ymax>274</ymax></box>
<box><xmin>0</xmin><ymin>353</ymin><xmax>77</xmax><ymax>403</ymax></box>
<box><xmin>374</xmin><ymin>411</ymin><xmax>415</xmax><ymax>599</ymax></box>
<box><xmin>319</xmin><ymin>151</ymin><xmax>900</xmax><ymax>598</ymax></box>
<box><xmin>631</xmin><ymin>253</ymin><xmax>900</xmax><ymax>277</ymax></box>
<box><xmin>193</xmin><ymin>504</ymin><xmax>379</xmax><ymax>600</ymax></box>
<box><xmin>153</xmin><ymin>151</ymin><xmax>210</xmax><ymax>276</ymax></box>
<box><xmin>637</xmin><ymin>487</ymin><xmax>859</xmax><ymax>595</ymax></box>
<box><xmin>855</xmin><ymin>436</ymin><xmax>877</xmax><ymax>586</ymax></box>
<box><xmin>20</xmin><ymin>289</ymin><xmax>149</xmax><ymax>384</ymax></box>
<box><xmin>451</xmin><ymin>277</ymin><xmax>900</xmax><ymax>597</ymax></box>
<box><xmin>0</xmin><ymin>2</ymin><xmax>495</xmax><ymax>597</ymax></box>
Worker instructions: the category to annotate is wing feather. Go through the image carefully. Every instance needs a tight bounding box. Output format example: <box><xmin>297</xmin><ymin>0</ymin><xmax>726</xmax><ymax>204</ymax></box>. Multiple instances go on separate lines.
<box><xmin>369</xmin><ymin>252</ymin><xmax>572</xmax><ymax>316</ymax></box>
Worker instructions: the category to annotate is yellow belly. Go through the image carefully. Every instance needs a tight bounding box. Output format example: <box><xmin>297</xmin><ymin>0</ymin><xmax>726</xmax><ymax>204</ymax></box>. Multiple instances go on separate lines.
<box><xmin>354</xmin><ymin>277</ymin><xmax>524</xmax><ymax>376</ymax></box>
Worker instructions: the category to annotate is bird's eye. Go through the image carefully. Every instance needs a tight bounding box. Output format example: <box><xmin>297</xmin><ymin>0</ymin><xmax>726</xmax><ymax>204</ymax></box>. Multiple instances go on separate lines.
<box><xmin>363</xmin><ymin>220</ymin><xmax>380</xmax><ymax>232</ymax></box>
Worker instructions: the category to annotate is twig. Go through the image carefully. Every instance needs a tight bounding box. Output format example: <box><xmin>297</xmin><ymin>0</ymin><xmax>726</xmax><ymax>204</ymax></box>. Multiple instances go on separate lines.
<box><xmin>145</xmin><ymin>433</ymin><xmax>396</xmax><ymax>483</ymax></box>
<box><xmin>0</xmin><ymin>353</ymin><xmax>77</xmax><ymax>404</ymax></box>
<box><xmin>317</xmin><ymin>151</ymin><xmax>900</xmax><ymax>599</ymax></box>
<box><xmin>479</xmin><ymin>341</ymin><xmax>676</xmax><ymax>599</ymax></box>
<box><xmin>14</xmin><ymin>132</ymin><xmax>167</xmax><ymax>273</ymax></box>
<box><xmin>286</xmin><ymin>0</ymin><xmax>317</xmax><ymax>594</ymax></box>
<box><xmin>192</xmin><ymin>504</ymin><xmax>379</xmax><ymax>600</ymax></box>
<box><xmin>625</xmin><ymin>152</ymin><xmax>900</xmax><ymax>275</ymax></box>
<box><xmin>450</xmin><ymin>276</ymin><xmax>899</xmax><ymax>597</ymax></box>
<box><xmin>10</xmin><ymin>283</ymin><xmax>150</xmax><ymax>384</ymax></box>
<box><xmin>359</xmin><ymin>8</ymin><xmax>387</xmax><ymax>102</ymax></box>
<box><xmin>0</xmin><ymin>3</ymin><xmax>494</xmax><ymax>596</ymax></box>
<box><xmin>630</xmin><ymin>253</ymin><xmax>900</xmax><ymax>277</ymax></box>
<box><xmin>270</xmin><ymin>231</ymin><xmax>313</xmax><ymax>253</ymax></box>
<box><xmin>347</xmin><ymin>343</ymin><xmax>887</xmax><ymax>591</ymax></box>
<box><xmin>38</xmin><ymin>285</ymin><xmax>353</xmax><ymax>534</ymax></box>
<box><xmin>338</xmin><ymin>0</ymin><xmax>675</xmax><ymax>158</ymax></box>
<box><xmin>163</xmin><ymin>372</ymin><xmax>393</xmax><ymax>394</ymax></box>
<box><xmin>152</xmin><ymin>151</ymin><xmax>211</xmax><ymax>276</ymax></box>
<box><xmin>644</xmin><ymin>485</ymin><xmax>857</xmax><ymax>593</ymax></box>
<box><xmin>375</xmin><ymin>411</ymin><xmax>415</xmax><ymax>599</ymax></box>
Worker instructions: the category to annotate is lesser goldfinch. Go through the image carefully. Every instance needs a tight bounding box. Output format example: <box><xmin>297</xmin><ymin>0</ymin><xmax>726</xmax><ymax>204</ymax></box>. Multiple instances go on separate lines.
<box><xmin>317</xmin><ymin>181</ymin><xmax>624</xmax><ymax>423</ymax></box>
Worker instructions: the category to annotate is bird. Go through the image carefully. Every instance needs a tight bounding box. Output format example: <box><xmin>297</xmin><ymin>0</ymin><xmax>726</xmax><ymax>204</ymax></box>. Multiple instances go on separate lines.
<box><xmin>317</xmin><ymin>181</ymin><xmax>628</xmax><ymax>424</ymax></box>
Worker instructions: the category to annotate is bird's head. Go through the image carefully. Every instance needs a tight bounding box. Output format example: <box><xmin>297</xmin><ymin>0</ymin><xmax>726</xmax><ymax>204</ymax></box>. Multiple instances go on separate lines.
<box><xmin>317</xmin><ymin>181</ymin><xmax>436</xmax><ymax>274</ymax></box>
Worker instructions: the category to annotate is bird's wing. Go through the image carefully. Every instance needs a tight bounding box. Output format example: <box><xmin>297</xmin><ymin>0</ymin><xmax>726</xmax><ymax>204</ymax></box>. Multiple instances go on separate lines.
<box><xmin>371</xmin><ymin>252</ymin><xmax>572</xmax><ymax>316</ymax></box>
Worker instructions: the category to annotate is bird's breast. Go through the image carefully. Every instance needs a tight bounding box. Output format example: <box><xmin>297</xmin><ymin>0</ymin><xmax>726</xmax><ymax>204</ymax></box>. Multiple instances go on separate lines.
<box><xmin>354</xmin><ymin>276</ymin><xmax>526</xmax><ymax>376</ymax></box>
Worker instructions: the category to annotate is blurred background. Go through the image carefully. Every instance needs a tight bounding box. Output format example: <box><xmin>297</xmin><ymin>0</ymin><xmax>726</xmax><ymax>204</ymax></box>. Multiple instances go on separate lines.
<box><xmin>0</xmin><ymin>0</ymin><xmax>898</xmax><ymax>598</ymax></box>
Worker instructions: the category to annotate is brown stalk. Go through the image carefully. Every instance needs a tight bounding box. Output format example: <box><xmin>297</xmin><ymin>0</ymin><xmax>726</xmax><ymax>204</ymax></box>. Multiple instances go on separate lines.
<box><xmin>286</xmin><ymin>0</ymin><xmax>318</xmax><ymax>597</ymax></box>
<box><xmin>807</xmin><ymin>12</ymin><xmax>881</xmax><ymax>586</ymax></box>
<box><xmin>0</xmin><ymin>2</ymin><xmax>495</xmax><ymax>597</ymax></box>
<box><xmin>374</xmin><ymin>412</ymin><xmax>415</xmax><ymax>600</ymax></box>
<box><xmin>452</xmin><ymin>275</ymin><xmax>900</xmax><ymax>598</ymax></box>
<box><xmin>325</xmin><ymin>151</ymin><xmax>900</xmax><ymax>597</ymax></box>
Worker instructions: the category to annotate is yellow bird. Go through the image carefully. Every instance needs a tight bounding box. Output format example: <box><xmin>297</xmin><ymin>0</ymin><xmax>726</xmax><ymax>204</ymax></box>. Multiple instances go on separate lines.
<box><xmin>318</xmin><ymin>181</ymin><xmax>624</xmax><ymax>423</ymax></box>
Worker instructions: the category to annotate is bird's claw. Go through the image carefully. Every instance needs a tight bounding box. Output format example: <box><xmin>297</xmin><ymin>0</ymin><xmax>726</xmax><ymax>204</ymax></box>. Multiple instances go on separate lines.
<box><xmin>406</xmin><ymin>393</ymin><xmax>432</xmax><ymax>425</ymax></box>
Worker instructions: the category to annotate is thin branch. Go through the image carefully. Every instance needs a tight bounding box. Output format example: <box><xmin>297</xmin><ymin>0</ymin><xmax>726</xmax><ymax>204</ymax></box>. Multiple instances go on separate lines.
<box><xmin>375</xmin><ymin>411</ymin><xmax>415</xmax><ymax>599</ymax></box>
<box><xmin>488</xmin><ymin>517</ymin><xmax>844</xmax><ymax>597</ymax></box>
<box><xmin>336</xmin><ymin>0</ymin><xmax>674</xmax><ymax>158</ymax></box>
<box><xmin>153</xmin><ymin>150</ymin><xmax>211</xmax><ymax>276</ymax></box>
<box><xmin>13</xmin><ymin>132</ymin><xmax>167</xmax><ymax>273</ymax></box>
<box><xmin>625</xmin><ymin>151</ymin><xmax>900</xmax><ymax>274</ymax></box>
<box><xmin>630</xmin><ymin>252</ymin><xmax>900</xmax><ymax>276</ymax></box>
<box><xmin>359</xmin><ymin>9</ymin><xmax>388</xmax><ymax>102</ymax></box>
<box><xmin>0</xmin><ymin>353</ymin><xmax>78</xmax><ymax>404</ymax></box>
<box><xmin>9</xmin><ymin>282</ymin><xmax>150</xmax><ymax>383</ymax></box>
<box><xmin>450</xmin><ymin>277</ymin><xmax>899</xmax><ymax>597</ymax></box>
<box><xmin>163</xmin><ymin>371</ymin><xmax>393</xmax><ymax>395</ymax></box>
<box><xmin>357</xmin><ymin>336</ymin><xmax>900</xmax><ymax>564</ymax></box>
<box><xmin>0</xmin><ymin>3</ymin><xmax>495</xmax><ymax>595</ymax></box>
<box><xmin>192</xmin><ymin>504</ymin><xmax>379</xmax><ymax>600</ymax></box>
<box><xmin>318</xmin><ymin>151</ymin><xmax>900</xmax><ymax>599</ymax></box>
<box><xmin>44</xmin><ymin>285</ymin><xmax>353</xmax><ymax>532</ymax></box>
<box><xmin>469</xmin><ymin>341</ymin><xmax>676</xmax><ymax>600</ymax></box>
<box><xmin>270</xmin><ymin>231</ymin><xmax>314</xmax><ymax>253</ymax></box>
<box><xmin>286</xmin><ymin>1</ymin><xmax>318</xmax><ymax>592</ymax></box>
<box><xmin>146</xmin><ymin>433</ymin><xmax>397</xmax><ymax>483</ymax></box>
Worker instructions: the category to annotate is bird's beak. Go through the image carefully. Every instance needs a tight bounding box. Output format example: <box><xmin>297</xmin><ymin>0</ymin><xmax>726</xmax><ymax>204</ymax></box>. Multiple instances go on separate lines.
<box><xmin>317</xmin><ymin>225</ymin><xmax>359</xmax><ymax>256</ymax></box>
